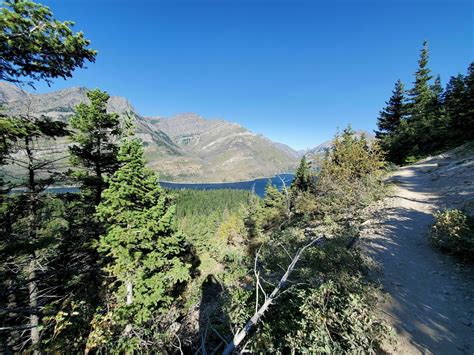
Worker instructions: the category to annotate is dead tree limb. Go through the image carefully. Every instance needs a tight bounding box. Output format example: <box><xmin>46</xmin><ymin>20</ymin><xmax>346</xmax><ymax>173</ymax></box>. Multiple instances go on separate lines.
<box><xmin>222</xmin><ymin>235</ymin><xmax>327</xmax><ymax>355</ymax></box>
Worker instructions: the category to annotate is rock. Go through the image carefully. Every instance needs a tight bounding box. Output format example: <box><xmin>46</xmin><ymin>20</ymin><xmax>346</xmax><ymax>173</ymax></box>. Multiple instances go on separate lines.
<box><xmin>458</xmin><ymin>318</ymin><xmax>472</xmax><ymax>326</ymax></box>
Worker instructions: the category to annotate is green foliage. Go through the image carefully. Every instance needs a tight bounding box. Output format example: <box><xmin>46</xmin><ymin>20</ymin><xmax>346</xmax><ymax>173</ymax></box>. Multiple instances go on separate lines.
<box><xmin>93</xmin><ymin>136</ymin><xmax>190</xmax><ymax>350</ymax></box>
<box><xmin>69</xmin><ymin>88</ymin><xmax>122</xmax><ymax>205</ymax></box>
<box><xmin>0</xmin><ymin>0</ymin><xmax>96</xmax><ymax>85</ymax></box>
<box><xmin>430</xmin><ymin>209</ymin><xmax>474</xmax><ymax>260</ymax></box>
<box><xmin>245</xmin><ymin>234</ymin><xmax>390</xmax><ymax>353</ymax></box>
<box><xmin>175</xmin><ymin>188</ymin><xmax>253</xmax><ymax>219</ymax></box>
<box><xmin>261</xmin><ymin>180</ymin><xmax>288</xmax><ymax>229</ymax></box>
<box><xmin>376</xmin><ymin>41</ymin><xmax>473</xmax><ymax>164</ymax></box>
<box><xmin>376</xmin><ymin>79</ymin><xmax>407</xmax><ymax>138</ymax></box>
<box><xmin>291</xmin><ymin>156</ymin><xmax>313</xmax><ymax>193</ymax></box>
<box><xmin>314</xmin><ymin>127</ymin><xmax>385</xmax><ymax>233</ymax></box>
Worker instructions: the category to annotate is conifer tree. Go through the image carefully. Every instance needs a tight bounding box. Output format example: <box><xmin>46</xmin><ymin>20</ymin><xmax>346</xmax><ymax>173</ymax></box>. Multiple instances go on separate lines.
<box><xmin>0</xmin><ymin>0</ymin><xmax>96</xmax><ymax>86</ymax></box>
<box><xmin>95</xmin><ymin>133</ymin><xmax>190</xmax><ymax>348</ymax></box>
<box><xmin>464</xmin><ymin>62</ymin><xmax>474</xmax><ymax>140</ymax></box>
<box><xmin>427</xmin><ymin>75</ymin><xmax>447</xmax><ymax>146</ymax></box>
<box><xmin>69</xmin><ymin>89</ymin><xmax>122</xmax><ymax>206</ymax></box>
<box><xmin>409</xmin><ymin>41</ymin><xmax>434</xmax><ymax>118</ymax></box>
<box><xmin>375</xmin><ymin>80</ymin><xmax>406</xmax><ymax>139</ymax></box>
<box><xmin>403</xmin><ymin>41</ymin><xmax>435</xmax><ymax>157</ymax></box>
<box><xmin>444</xmin><ymin>74</ymin><xmax>467</xmax><ymax>140</ymax></box>
<box><xmin>291</xmin><ymin>156</ymin><xmax>313</xmax><ymax>193</ymax></box>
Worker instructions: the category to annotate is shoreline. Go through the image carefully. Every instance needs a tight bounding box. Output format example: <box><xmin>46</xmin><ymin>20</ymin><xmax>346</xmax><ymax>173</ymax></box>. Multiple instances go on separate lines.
<box><xmin>159</xmin><ymin>172</ymin><xmax>294</xmax><ymax>185</ymax></box>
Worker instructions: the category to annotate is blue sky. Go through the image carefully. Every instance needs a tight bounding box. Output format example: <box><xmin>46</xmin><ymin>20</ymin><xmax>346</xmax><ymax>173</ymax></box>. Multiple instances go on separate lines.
<box><xmin>34</xmin><ymin>0</ymin><xmax>473</xmax><ymax>150</ymax></box>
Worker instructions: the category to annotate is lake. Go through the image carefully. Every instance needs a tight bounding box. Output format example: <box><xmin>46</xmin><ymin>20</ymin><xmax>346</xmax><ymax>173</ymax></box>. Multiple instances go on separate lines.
<box><xmin>24</xmin><ymin>174</ymin><xmax>295</xmax><ymax>198</ymax></box>
<box><xmin>160</xmin><ymin>173</ymin><xmax>295</xmax><ymax>198</ymax></box>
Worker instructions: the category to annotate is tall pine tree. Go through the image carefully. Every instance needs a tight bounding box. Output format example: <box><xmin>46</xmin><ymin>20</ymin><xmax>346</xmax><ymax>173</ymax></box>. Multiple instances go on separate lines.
<box><xmin>93</xmin><ymin>133</ymin><xmax>190</xmax><ymax>350</ymax></box>
<box><xmin>409</xmin><ymin>41</ymin><xmax>434</xmax><ymax>118</ymax></box>
<box><xmin>69</xmin><ymin>89</ymin><xmax>122</xmax><ymax>206</ymax></box>
<box><xmin>375</xmin><ymin>79</ymin><xmax>407</xmax><ymax>151</ymax></box>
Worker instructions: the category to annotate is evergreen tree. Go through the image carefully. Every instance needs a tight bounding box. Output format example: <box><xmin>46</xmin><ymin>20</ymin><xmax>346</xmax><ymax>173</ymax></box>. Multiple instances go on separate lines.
<box><xmin>291</xmin><ymin>156</ymin><xmax>313</xmax><ymax>193</ymax></box>
<box><xmin>423</xmin><ymin>75</ymin><xmax>448</xmax><ymax>151</ymax></box>
<box><xmin>261</xmin><ymin>180</ymin><xmax>286</xmax><ymax>229</ymax></box>
<box><xmin>0</xmin><ymin>116</ymin><xmax>69</xmax><ymax>351</ymax></box>
<box><xmin>0</xmin><ymin>0</ymin><xmax>96</xmax><ymax>86</ymax></box>
<box><xmin>69</xmin><ymin>89</ymin><xmax>122</xmax><ymax>206</ymax></box>
<box><xmin>0</xmin><ymin>0</ymin><xmax>96</xmax><ymax>353</ymax></box>
<box><xmin>409</xmin><ymin>41</ymin><xmax>434</xmax><ymax>119</ymax></box>
<box><xmin>94</xmin><ymin>134</ymin><xmax>190</xmax><ymax>349</ymax></box>
<box><xmin>375</xmin><ymin>79</ymin><xmax>406</xmax><ymax>139</ymax></box>
<box><xmin>444</xmin><ymin>74</ymin><xmax>467</xmax><ymax>140</ymax></box>
<box><xmin>464</xmin><ymin>62</ymin><xmax>474</xmax><ymax>140</ymax></box>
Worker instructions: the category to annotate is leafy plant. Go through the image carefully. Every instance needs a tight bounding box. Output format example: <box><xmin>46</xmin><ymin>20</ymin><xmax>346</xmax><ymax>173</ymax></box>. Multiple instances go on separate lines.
<box><xmin>431</xmin><ymin>209</ymin><xmax>474</xmax><ymax>259</ymax></box>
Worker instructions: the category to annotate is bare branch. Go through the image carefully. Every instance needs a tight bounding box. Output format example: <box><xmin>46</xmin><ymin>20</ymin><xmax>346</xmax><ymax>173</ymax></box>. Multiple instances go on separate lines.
<box><xmin>223</xmin><ymin>235</ymin><xmax>328</xmax><ymax>355</ymax></box>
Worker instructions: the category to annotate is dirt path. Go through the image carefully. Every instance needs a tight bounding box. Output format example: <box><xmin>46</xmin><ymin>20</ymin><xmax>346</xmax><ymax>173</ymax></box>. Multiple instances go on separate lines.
<box><xmin>362</xmin><ymin>148</ymin><xmax>474</xmax><ymax>354</ymax></box>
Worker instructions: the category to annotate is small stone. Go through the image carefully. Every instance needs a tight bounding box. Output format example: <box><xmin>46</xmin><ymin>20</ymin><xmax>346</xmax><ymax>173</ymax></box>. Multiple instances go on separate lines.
<box><xmin>459</xmin><ymin>318</ymin><xmax>472</xmax><ymax>326</ymax></box>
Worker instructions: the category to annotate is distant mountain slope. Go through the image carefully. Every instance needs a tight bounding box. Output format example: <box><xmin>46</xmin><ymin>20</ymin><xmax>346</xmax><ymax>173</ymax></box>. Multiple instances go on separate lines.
<box><xmin>146</xmin><ymin>113</ymin><xmax>299</xmax><ymax>181</ymax></box>
<box><xmin>0</xmin><ymin>82</ymin><xmax>298</xmax><ymax>182</ymax></box>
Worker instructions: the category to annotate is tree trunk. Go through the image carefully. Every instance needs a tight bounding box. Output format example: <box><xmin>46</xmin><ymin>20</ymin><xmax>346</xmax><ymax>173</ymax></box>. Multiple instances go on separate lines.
<box><xmin>124</xmin><ymin>280</ymin><xmax>133</xmax><ymax>334</ymax></box>
<box><xmin>25</xmin><ymin>135</ymin><xmax>40</xmax><ymax>352</ymax></box>
<box><xmin>28</xmin><ymin>258</ymin><xmax>40</xmax><ymax>351</ymax></box>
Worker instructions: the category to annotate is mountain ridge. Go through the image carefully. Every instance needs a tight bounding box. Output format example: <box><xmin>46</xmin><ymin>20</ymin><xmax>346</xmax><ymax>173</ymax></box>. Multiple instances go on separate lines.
<box><xmin>0</xmin><ymin>82</ymin><xmax>299</xmax><ymax>182</ymax></box>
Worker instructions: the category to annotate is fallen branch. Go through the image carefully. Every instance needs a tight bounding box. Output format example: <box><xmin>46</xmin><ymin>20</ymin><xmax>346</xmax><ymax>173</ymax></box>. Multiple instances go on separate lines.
<box><xmin>222</xmin><ymin>235</ymin><xmax>328</xmax><ymax>355</ymax></box>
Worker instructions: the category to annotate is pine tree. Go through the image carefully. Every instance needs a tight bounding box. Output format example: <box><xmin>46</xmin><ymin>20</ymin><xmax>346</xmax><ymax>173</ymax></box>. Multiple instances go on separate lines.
<box><xmin>94</xmin><ymin>134</ymin><xmax>190</xmax><ymax>348</ymax></box>
<box><xmin>409</xmin><ymin>41</ymin><xmax>434</xmax><ymax>118</ymax></box>
<box><xmin>444</xmin><ymin>74</ymin><xmax>467</xmax><ymax>140</ymax></box>
<box><xmin>69</xmin><ymin>89</ymin><xmax>122</xmax><ymax>206</ymax></box>
<box><xmin>291</xmin><ymin>156</ymin><xmax>313</xmax><ymax>193</ymax></box>
<box><xmin>464</xmin><ymin>62</ymin><xmax>474</xmax><ymax>140</ymax></box>
<box><xmin>424</xmin><ymin>75</ymin><xmax>448</xmax><ymax>150</ymax></box>
<box><xmin>375</xmin><ymin>80</ymin><xmax>406</xmax><ymax>139</ymax></box>
<box><xmin>0</xmin><ymin>0</ymin><xmax>96</xmax><ymax>86</ymax></box>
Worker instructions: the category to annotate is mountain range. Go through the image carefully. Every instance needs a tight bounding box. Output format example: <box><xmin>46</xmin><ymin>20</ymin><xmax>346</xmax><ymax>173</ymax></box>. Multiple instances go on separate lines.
<box><xmin>0</xmin><ymin>82</ymin><xmax>374</xmax><ymax>182</ymax></box>
<box><xmin>0</xmin><ymin>83</ymin><xmax>299</xmax><ymax>182</ymax></box>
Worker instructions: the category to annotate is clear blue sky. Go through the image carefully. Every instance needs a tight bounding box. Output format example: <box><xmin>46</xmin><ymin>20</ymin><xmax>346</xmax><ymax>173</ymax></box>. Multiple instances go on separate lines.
<box><xmin>35</xmin><ymin>0</ymin><xmax>473</xmax><ymax>150</ymax></box>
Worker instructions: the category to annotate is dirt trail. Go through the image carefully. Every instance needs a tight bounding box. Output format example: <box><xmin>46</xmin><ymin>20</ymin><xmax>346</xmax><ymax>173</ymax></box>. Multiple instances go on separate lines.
<box><xmin>362</xmin><ymin>145</ymin><xmax>474</xmax><ymax>354</ymax></box>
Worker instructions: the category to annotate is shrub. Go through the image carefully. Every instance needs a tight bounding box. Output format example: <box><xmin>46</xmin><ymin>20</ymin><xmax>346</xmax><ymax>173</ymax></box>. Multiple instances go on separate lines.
<box><xmin>430</xmin><ymin>209</ymin><xmax>474</xmax><ymax>259</ymax></box>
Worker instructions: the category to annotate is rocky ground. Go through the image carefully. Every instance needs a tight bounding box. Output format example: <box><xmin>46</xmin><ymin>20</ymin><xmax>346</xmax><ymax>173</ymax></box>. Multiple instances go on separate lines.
<box><xmin>361</xmin><ymin>143</ymin><xmax>474</xmax><ymax>354</ymax></box>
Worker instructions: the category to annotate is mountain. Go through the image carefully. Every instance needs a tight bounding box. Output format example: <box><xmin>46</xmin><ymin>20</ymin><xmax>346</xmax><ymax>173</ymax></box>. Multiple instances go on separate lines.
<box><xmin>146</xmin><ymin>113</ymin><xmax>298</xmax><ymax>181</ymax></box>
<box><xmin>0</xmin><ymin>82</ymin><xmax>298</xmax><ymax>182</ymax></box>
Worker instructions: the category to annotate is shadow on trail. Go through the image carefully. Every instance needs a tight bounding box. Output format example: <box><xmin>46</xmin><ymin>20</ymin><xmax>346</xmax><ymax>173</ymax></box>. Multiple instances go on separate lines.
<box><xmin>364</xmin><ymin>203</ymin><xmax>474</xmax><ymax>354</ymax></box>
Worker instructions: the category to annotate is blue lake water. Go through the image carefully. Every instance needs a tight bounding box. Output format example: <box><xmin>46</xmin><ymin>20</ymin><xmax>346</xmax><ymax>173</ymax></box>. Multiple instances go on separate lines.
<box><xmin>29</xmin><ymin>174</ymin><xmax>295</xmax><ymax>198</ymax></box>
<box><xmin>160</xmin><ymin>173</ymin><xmax>295</xmax><ymax>198</ymax></box>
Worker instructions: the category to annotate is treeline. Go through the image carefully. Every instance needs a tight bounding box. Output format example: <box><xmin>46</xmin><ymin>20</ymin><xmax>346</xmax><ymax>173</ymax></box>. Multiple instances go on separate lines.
<box><xmin>376</xmin><ymin>41</ymin><xmax>473</xmax><ymax>164</ymax></box>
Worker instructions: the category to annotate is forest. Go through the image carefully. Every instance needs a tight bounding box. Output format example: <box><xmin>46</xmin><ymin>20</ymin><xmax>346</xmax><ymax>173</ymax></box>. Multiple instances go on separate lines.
<box><xmin>1</xmin><ymin>0</ymin><xmax>473</xmax><ymax>354</ymax></box>
<box><xmin>375</xmin><ymin>41</ymin><xmax>473</xmax><ymax>164</ymax></box>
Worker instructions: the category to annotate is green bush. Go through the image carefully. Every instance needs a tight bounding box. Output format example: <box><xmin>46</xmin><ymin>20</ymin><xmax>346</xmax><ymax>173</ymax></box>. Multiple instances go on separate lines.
<box><xmin>430</xmin><ymin>209</ymin><xmax>474</xmax><ymax>259</ymax></box>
